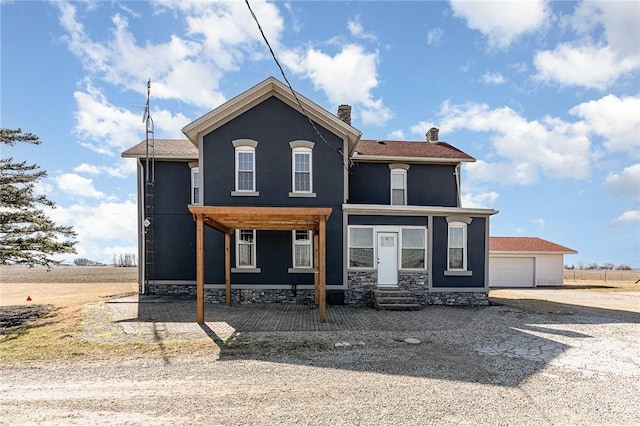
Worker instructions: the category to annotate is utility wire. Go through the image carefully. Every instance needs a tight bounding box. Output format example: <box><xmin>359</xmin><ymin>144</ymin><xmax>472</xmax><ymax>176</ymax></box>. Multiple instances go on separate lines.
<box><xmin>245</xmin><ymin>0</ymin><xmax>349</xmax><ymax>167</ymax></box>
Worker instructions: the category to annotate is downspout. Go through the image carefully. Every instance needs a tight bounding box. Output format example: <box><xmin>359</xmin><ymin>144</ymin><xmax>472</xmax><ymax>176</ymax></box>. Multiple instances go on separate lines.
<box><xmin>455</xmin><ymin>163</ymin><xmax>462</xmax><ymax>207</ymax></box>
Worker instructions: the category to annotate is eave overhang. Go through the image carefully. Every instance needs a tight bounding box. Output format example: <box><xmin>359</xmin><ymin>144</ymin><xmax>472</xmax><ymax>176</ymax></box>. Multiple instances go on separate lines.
<box><xmin>350</xmin><ymin>155</ymin><xmax>475</xmax><ymax>164</ymax></box>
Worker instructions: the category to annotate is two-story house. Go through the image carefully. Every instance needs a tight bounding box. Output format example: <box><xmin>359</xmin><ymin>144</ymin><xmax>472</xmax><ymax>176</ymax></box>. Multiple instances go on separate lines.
<box><xmin>122</xmin><ymin>77</ymin><xmax>497</xmax><ymax>322</ymax></box>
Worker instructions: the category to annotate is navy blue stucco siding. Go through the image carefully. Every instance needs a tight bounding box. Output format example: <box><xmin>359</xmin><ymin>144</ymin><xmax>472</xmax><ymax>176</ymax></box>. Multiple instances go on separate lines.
<box><xmin>199</xmin><ymin>95</ymin><xmax>345</xmax><ymax>286</ymax></box>
<box><xmin>203</xmin><ymin>96</ymin><xmax>345</xmax><ymax>207</ymax></box>
<box><xmin>348</xmin><ymin>162</ymin><xmax>458</xmax><ymax>207</ymax></box>
<box><xmin>347</xmin><ymin>215</ymin><xmax>428</xmax><ymax>226</ymax></box>
<box><xmin>143</xmin><ymin>161</ymin><xmax>197</xmax><ymax>280</ymax></box>
<box><xmin>431</xmin><ymin>216</ymin><xmax>486</xmax><ymax>288</ymax></box>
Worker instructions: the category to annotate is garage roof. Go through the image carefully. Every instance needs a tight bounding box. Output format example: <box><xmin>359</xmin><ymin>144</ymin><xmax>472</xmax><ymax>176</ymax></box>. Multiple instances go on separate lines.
<box><xmin>490</xmin><ymin>237</ymin><xmax>577</xmax><ymax>254</ymax></box>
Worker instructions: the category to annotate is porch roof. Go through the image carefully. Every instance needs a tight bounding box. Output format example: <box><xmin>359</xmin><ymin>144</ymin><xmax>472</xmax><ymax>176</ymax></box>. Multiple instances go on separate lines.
<box><xmin>188</xmin><ymin>205</ymin><xmax>332</xmax><ymax>234</ymax></box>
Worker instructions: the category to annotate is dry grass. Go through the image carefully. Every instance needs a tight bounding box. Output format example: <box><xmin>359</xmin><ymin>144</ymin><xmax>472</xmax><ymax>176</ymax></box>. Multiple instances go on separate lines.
<box><xmin>0</xmin><ymin>267</ymin><xmax>216</xmax><ymax>365</ymax></box>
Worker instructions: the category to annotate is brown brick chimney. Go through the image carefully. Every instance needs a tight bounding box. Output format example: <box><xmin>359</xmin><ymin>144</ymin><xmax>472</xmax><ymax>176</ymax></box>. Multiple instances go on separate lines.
<box><xmin>337</xmin><ymin>105</ymin><xmax>351</xmax><ymax>125</ymax></box>
<box><xmin>426</xmin><ymin>127</ymin><xmax>439</xmax><ymax>143</ymax></box>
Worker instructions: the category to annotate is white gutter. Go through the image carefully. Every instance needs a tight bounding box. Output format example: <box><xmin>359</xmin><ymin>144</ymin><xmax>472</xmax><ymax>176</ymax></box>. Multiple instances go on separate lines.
<box><xmin>343</xmin><ymin>203</ymin><xmax>498</xmax><ymax>216</ymax></box>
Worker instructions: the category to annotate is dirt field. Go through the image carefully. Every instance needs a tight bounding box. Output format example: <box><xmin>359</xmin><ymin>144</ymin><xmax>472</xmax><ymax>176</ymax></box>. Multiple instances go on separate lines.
<box><xmin>0</xmin><ymin>265</ymin><xmax>138</xmax><ymax>283</ymax></box>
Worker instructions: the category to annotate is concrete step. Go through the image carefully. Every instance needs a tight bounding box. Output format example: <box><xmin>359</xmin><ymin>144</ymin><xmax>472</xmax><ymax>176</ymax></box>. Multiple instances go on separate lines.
<box><xmin>376</xmin><ymin>303</ymin><xmax>423</xmax><ymax>311</ymax></box>
<box><xmin>372</xmin><ymin>290</ymin><xmax>414</xmax><ymax>297</ymax></box>
<box><xmin>375</xmin><ymin>296</ymin><xmax>419</xmax><ymax>304</ymax></box>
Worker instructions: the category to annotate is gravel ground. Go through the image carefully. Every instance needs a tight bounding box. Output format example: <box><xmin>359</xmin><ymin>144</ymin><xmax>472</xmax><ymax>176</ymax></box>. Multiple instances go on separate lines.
<box><xmin>1</xmin><ymin>299</ymin><xmax>639</xmax><ymax>425</ymax></box>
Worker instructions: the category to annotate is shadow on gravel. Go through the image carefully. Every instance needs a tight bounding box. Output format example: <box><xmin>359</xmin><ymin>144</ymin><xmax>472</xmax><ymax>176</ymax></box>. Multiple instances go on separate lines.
<box><xmin>110</xmin><ymin>293</ymin><xmax>640</xmax><ymax>387</ymax></box>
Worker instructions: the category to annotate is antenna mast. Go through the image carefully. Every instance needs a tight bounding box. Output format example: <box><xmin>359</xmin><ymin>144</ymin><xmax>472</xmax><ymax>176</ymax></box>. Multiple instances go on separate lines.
<box><xmin>142</xmin><ymin>79</ymin><xmax>155</xmax><ymax>293</ymax></box>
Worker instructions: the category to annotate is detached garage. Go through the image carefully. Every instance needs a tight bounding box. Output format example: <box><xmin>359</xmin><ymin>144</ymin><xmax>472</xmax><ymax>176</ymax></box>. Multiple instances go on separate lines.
<box><xmin>489</xmin><ymin>237</ymin><xmax>577</xmax><ymax>288</ymax></box>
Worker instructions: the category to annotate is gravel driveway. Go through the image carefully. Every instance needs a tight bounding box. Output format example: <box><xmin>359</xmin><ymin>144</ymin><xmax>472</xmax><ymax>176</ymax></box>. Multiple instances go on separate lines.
<box><xmin>1</xmin><ymin>290</ymin><xmax>639</xmax><ymax>425</ymax></box>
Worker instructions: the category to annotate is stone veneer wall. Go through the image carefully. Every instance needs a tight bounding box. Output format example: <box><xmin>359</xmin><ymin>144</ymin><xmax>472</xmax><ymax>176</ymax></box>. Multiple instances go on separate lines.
<box><xmin>146</xmin><ymin>284</ymin><xmax>314</xmax><ymax>304</ymax></box>
<box><xmin>398</xmin><ymin>271</ymin><xmax>429</xmax><ymax>305</ymax></box>
<box><xmin>345</xmin><ymin>271</ymin><xmax>376</xmax><ymax>305</ymax></box>
<box><xmin>428</xmin><ymin>291</ymin><xmax>489</xmax><ymax>306</ymax></box>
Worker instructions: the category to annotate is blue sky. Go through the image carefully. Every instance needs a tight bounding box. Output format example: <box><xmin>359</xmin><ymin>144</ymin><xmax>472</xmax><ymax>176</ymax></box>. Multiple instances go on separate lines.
<box><xmin>1</xmin><ymin>1</ymin><xmax>639</xmax><ymax>267</ymax></box>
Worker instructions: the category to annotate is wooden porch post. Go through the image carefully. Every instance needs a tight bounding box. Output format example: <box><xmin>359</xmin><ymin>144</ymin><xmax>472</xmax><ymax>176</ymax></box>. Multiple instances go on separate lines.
<box><xmin>225</xmin><ymin>231</ymin><xmax>231</xmax><ymax>306</ymax></box>
<box><xmin>196</xmin><ymin>214</ymin><xmax>205</xmax><ymax>324</ymax></box>
<box><xmin>313</xmin><ymin>230</ymin><xmax>319</xmax><ymax>305</ymax></box>
<box><xmin>319</xmin><ymin>216</ymin><xmax>327</xmax><ymax>323</ymax></box>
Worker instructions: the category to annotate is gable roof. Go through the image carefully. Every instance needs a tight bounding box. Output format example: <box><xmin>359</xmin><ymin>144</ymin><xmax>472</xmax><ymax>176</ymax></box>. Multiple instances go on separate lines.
<box><xmin>490</xmin><ymin>237</ymin><xmax>577</xmax><ymax>254</ymax></box>
<box><xmin>353</xmin><ymin>139</ymin><xmax>475</xmax><ymax>163</ymax></box>
<box><xmin>121</xmin><ymin>139</ymin><xmax>198</xmax><ymax>160</ymax></box>
<box><xmin>182</xmin><ymin>76</ymin><xmax>362</xmax><ymax>154</ymax></box>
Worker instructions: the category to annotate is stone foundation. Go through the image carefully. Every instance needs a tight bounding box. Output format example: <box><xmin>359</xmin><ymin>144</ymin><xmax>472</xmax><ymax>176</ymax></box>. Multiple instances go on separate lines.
<box><xmin>398</xmin><ymin>271</ymin><xmax>429</xmax><ymax>305</ymax></box>
<box><xmin>428</xmin><ymin>291</ymin><xmax>489</xmax><ymax>306</ymax></box>
<box><xmin>145</xmin><ymin>284</ymin><xmax>315</xmax><ymax>304</ymax></box>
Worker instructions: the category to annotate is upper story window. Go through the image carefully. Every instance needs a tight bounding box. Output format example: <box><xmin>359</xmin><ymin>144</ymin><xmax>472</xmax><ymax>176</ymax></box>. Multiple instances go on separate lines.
<box><xmin>232</xmin><ymin>139</ymin><xmax>258</xmax><ymax>196</ymax></box>
<box><xmin>289</xmin><ymin>141</ymin><xmax>315</xmax><ymax>197</ymax></box>
<box><xmin>191</xmin><ymin>167</ymin><xmax>200</xmax><ymax>204</ymax></box>
<box><xmin>389</xmin><ymin>164</ymin><xmax>409</xmax><ymax>205</ymax></box>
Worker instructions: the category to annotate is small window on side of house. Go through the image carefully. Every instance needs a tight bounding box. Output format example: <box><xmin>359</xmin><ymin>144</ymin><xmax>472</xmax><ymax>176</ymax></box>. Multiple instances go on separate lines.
<box><xmin>447</xmin><ymin>223</ymin><xmax>466</xmax><ymax>270</ymax></box>
<box><xmin>292</xmin><ymin>230</ymin><xmax>313</xmax><ymax>268</ymax></box>
<box><xmin>191</xmin><ymin>167</ymin><xmax>200</xmax><ymax>204</ymax></box>
<box><xmin>236</xmin><ymin>229</ymin><xmax>256</xmax><ymax>268</ymax></box>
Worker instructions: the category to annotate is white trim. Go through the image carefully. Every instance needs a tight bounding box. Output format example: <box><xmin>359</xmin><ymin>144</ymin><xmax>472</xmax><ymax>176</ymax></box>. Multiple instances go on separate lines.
<box><xmin>289</xmin><ymin>192</ymin><xmax>316</xmax><ymax>198</ymax></box>
<box><xmin>182</xmin><ymin>77</ymin><xmax>361</xmax><ymax>154</ymax></box>
<box><xmin>231</xmin><ymin>267</ymin><xmax>261</xmax><ymax>273</ymax></box>
<box><xmin>351</xmin><ymin>155</ymin><xmax>474</xmax><ymax>164</ymax></box>
<box><xmin>444</xmin><ymin>270</ymin><xmax>473</xmax><ymax>276</ymax></box>
<box><xmin>289</xmin><ymin>140</ymin><xmax>315</xmax><ymax>150</ymax></box>
<box><xmin>231</xmin><ymin>191</ymin><xmax>260</xmax><ymax>197</ymax></box>
<box><xmin>288</xmin><ymin>268</ymin><xmax>314</xmax><ymax>274</ymax></box>
<box><xmin>343</xmin><ymin>204</ymin><xmax>498</xmax><ymax>216</ymax></box>
<box><xmin>149</xmin><ymin>281</ymin><xmax>347</xmax><ymax>290</ymax></box>
<box><xmin>232</xmin><ymin>138</ymin><xmax>258</xmax><ymax>148</ymax></box>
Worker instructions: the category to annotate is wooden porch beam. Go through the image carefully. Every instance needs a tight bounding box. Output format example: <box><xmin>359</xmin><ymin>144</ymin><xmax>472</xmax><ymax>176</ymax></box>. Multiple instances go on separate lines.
<box><xmin>196</xmin><ymin>213</ymin><xmax>205</xmax><ymax>324</ymax></box>
<box><xmin>225</xmin><ymin>231</ymin><xmax>231</xmax><ymax>306</ymax></box>
<box><xmin>319</xmin><ymin>215</ymin><xmax>327</xmax><ymax>323</ymax></box>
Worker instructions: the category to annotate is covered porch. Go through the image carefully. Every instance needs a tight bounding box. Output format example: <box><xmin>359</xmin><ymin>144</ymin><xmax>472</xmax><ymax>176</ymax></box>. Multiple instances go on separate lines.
<box><xmin>188</xmin><ymin>206</ymin><xmax>332</xmax><ymax>324</ymax></box>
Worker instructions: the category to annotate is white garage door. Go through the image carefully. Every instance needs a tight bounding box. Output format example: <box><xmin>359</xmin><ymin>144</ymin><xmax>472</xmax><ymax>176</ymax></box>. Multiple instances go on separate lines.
<box><xmin>490</xmin><ymin>257</ymin><xmax>534</xmax><ymax>287</ymax></box>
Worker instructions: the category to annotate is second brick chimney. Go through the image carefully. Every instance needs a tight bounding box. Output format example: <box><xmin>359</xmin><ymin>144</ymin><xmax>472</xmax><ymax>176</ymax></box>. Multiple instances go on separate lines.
<box><xmin>337</xmin><ymin>105</ymin><xmax>352</xmax><ymax>125</ymax></box>
<box><xmin>426</xmin><ymin>127</ymin><xmax>439</xmax><ymax>143</ymax></box>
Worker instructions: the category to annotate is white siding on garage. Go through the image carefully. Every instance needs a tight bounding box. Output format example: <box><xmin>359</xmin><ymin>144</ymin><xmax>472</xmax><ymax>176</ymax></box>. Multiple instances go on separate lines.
<box><xmin>535</xmin><ymin>255</ymin><xmax>564</xmax><ymax>285</ymax></box>
<box><xmin>489</xmin><ymin>257</ymin><xmax>534</xmax><ymax>287</ymax></box>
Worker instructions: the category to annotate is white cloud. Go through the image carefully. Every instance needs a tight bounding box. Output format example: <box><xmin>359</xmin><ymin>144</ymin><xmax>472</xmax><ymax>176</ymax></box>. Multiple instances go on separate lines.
<box><xmin>534</xmin><ymin>1</ymin><xmax>640</xmax><ymax>90</ymax></box>
<box><xmin>54</xmin><ymin>173</ymin><xmax>107</xmax><ymax>199</ymax></box>
<box><xmin>605</xmin><ymin>164</ymin><xmax>640</xmax><ymax>198</ymax></box>
<box><xmin>609</xmin><ymin>210</ymin><xmax>640</xmax><ymax>227</ymax></box>
<box><xmin>450</xmin><ymin>0</ymin><xmax>549</xmax><ymax>48</ymax></box>
<box><xmin>481</xmin><ymin>72</ymin><xmax>506</xmax><ymax>85</ymax></box>
<box><xmin>56</xmin><ymin>1</ymin><xmax>284</xmax><ymax>110</ymax></box>
<box><xmin>569</xmin><ymin>95</ymin><xmax>640</xmax><ymax>154</ymax></box>
<box><xmin>427</xmin><ymin>27</ymin><xmax>444</xmax><ymax>46</ymax></box>
<box><xmin>282</xmin><ymin>44</ymin><xmax>392</xmax><ymax>126</ymax></box>
<box><xmin>387</xmin><ymin>129</ymin><xmax>406</xmax><ymax>140</ymax></box>
<box><xmin>46</xmin><ymin>199</ymin><xmax>138</xmax><ymax>262</ymax></box>
<box><xmin>347</xmin><ymin>17</ymin><xmax>377</xmax><ymax>41</ymax></box>
<box><xmin>534</xmin><ymin>44</ymin><xmax>638</xmax><ymax>90</ymax></box>
<box><xmin>73</xmin><ymin>163</ymin><xmax>101</xmax><ymax>175</ymax></box>
<box><xmin>461</xmin><ymin>189</ymin><xmax>499</xmax><ymax>209</ymax></box>
<box><xmin>436</xmin><ymin>100</ymin><xmax>592</xmax><ymax>184</ymax></box>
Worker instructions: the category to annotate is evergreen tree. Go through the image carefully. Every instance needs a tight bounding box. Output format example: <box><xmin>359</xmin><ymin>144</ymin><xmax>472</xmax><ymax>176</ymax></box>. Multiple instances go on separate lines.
<box><xmin>1</xmin><ymin>128</ymin><xmax>77</xmax><ymax>266</ymax></box>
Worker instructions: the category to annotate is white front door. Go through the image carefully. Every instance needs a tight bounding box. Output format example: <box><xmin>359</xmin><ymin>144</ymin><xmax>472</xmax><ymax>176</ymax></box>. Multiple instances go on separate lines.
<box><xmin>377</xmin><ymin>232</ymin><xmax>398</xmax><ymax>287</ymax></box>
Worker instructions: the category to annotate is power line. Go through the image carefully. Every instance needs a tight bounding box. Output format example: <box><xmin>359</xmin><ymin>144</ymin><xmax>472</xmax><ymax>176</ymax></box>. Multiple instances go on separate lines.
<box><xmin>244</xmin><ymin>0</ymin><xmax>348</xmax><ymax>167</ymax></box>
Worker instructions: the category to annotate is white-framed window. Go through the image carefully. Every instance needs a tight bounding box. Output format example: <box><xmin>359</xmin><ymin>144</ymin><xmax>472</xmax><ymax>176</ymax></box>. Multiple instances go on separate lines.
<box><xmin>401</xmin><ymin>228</ymin><xmax>426</xmax><ymax>269</ymax></box>
<box><xmin>232</xmin><ymin>139</ymin><xmax>258</xmax><ymax>195</ymax></box>
<box><xmin>389</xmin><ymin>164</ymin><xmax>409</xmax><ymax>205</ymax></box>
<box><xmin>292</xmin><ymin>230</ymin><xmax>313</xmax><ymax>268</ymax></box>
<box><xmin>348</xmin><ymin>227</ymin><xmax>374</xmax><ymax>268</ymax></box>
<box><xmin>447</xmin><ymin>222</ymin><xmax>467</xmax><ymax>270</ymax></box>
<box><xmin>236</xmin><ymin>148</ymin><xmax>255</xmax><ymax>191</ymax></box>
<box><xmin>293</xmin><ymin>149</ymin><xmax>312</xmax><ymax>192</ymax></box>
<box><xmin>236</xmin><ymin>229</ymin><xmax>256</xmax><ymax>268</ymax></box>
<box><xmin>289</xmin><ymin>141</ymin><xmax>315</xmax><ymax>196</ymax></box>
<box><xmin>191</xmin><ymin>167</ymin><xmax>200</xmax><ymax>204</ymax></box>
